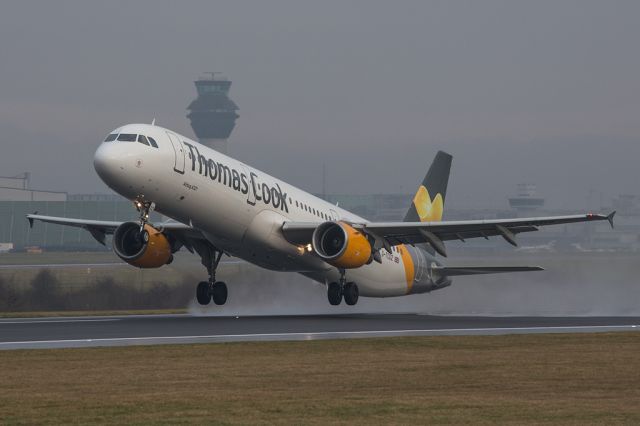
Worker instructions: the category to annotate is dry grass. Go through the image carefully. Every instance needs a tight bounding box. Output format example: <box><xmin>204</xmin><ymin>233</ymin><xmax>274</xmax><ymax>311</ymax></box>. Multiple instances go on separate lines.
<box><xmin>1</xmin><ymin>333</ymin><xmax>640</xmax><ymax>425</ymax></box>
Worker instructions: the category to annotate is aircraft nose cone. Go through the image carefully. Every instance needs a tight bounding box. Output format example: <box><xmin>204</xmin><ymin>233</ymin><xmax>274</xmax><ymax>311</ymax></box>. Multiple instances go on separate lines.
<box><xmin>93</xmin><ymin>143</ymin><xmax>121</xmax><ymax>184</ymax></box>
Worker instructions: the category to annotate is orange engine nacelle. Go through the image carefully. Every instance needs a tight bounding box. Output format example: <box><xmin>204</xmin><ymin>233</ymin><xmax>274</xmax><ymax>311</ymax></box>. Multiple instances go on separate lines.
<box><xmin>113</xmin><ymin>222</ymin><xmax>172</xmax><ymax>268</ymax></box>
<box><xmin>312</xmin><ymin>221</ymin><xmax>372</xmax><ymax>269</ymax></box>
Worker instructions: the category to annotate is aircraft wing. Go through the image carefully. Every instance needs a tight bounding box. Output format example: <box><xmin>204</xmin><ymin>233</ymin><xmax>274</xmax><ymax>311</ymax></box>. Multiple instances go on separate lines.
<box><xmin>25</xmin><ymin>214</ymin><xmax>204</xmax><ymax>246</ymax></box>
<box><xmin>281</xmin><ymin>211</ymin><xmax>615</xmax><ymax>257</ymax></box>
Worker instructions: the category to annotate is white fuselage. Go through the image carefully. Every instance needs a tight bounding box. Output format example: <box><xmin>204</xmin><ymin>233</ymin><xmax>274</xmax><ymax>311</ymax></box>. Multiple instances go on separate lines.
<box><xmin>94</xmin><ymin>124</ymin><xmax>429</xmax><ymax>297</ymax></box>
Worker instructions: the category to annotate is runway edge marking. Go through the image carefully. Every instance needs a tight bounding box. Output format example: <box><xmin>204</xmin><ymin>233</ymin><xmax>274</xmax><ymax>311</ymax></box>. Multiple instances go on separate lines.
<box><xmin>1</xmin><ymin>325</ymin><xmax>639</xmax><ymax>350</ymax></box>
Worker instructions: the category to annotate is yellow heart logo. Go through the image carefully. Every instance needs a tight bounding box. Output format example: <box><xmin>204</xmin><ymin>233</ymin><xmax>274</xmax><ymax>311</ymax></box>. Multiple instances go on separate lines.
<box><xmin>413</xmin><ymin>186</ymin><xmax>443</xmax><ymax>222</ymax></box>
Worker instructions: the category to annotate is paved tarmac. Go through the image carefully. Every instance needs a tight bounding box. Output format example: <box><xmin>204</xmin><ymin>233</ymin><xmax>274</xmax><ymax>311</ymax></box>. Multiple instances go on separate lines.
<box><xmin>1</xmin><ymin>314</ymin><xmax>638</xmax><ymax>350</ymax></box>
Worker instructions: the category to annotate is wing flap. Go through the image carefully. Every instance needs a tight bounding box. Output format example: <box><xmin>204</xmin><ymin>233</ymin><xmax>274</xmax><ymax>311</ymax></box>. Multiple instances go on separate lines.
<box><xmin>363</xmin><ymin>213</ymin><xmax>613</xmax><ymax>243</ymax></box>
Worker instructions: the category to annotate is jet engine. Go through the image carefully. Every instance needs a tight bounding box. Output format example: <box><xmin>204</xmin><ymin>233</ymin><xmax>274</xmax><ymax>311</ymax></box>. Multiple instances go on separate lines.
<box><xmin>113</xmin><ymin>222</ymin><xmax>172</xmax><ymax>268</ymax></box>
<box><xmin>312</xmin><ymin>221</ymin><xmax>372</xmax><ymax>269</ymax></box>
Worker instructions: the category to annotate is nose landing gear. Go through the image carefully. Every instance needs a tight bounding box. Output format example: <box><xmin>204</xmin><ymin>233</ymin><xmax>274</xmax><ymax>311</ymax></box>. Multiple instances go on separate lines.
<box><xmin>134</xmin><ymin>196</ymin><xmax>155</xmax><ymax>231</ymax></box>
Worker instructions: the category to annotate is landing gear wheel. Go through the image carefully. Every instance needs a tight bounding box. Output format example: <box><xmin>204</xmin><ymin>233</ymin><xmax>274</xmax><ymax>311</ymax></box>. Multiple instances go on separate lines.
<box><xmin>212</xmin><ymin>282</ymin><xmax>228</xmax><ymax>305</ymax></box>
<box><xmin>196</xmin><ymin>281</ymin><xmax>211</xmax><ymax>305</ymax></box>
<box><xmin>328</xmin><ymin>282</ymin><xmax>342</xmax><ymax>306</ymax></box>
<box><xmin>344</xmin><ymin>282</ymin><xmax>359</xmax><ymax>306</ymax></box>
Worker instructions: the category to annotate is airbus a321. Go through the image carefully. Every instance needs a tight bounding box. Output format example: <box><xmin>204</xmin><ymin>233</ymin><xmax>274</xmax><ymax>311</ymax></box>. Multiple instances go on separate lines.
<box><xmin>27</xmin><ymin>124</ymin><xmax>615</xmax><ymax>306</ymax></box>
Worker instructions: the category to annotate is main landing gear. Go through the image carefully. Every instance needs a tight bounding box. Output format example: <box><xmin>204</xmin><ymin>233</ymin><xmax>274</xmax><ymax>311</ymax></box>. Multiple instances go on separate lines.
<box><xmin>327</xmin><ymin>270</ymin><xmax>359</xmax><ymax>306</ymax></box>
<box><xmin>195</xmin><ymin>245</ymin><xmax>228</xmax><ymax>306</ymax></box>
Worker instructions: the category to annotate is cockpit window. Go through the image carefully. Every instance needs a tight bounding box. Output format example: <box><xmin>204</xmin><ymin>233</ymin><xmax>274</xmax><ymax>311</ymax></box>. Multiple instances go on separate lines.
<box><xmin>104</xmin><ymin>134</ymin><xmax>118</xmax><ymax>142</ymax></box>
<box><xmin>117</xmin><ymin>133</ymin><xmax>137</xmax><ymax>142</ymax></box>
<box><xmin>148</xmin><ymin>137</ymin><xmax>159</xmax><ymax>148</ymax></box>
<box><xmin>137</xmin><ymin>135</ymin><xmax>150</xmax><ymax>146</ymax></box>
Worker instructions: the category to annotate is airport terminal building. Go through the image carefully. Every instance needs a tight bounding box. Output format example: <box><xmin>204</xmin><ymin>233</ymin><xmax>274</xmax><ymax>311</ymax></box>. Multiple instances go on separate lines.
<box><xmin>0</xmin><ymin>175</ymin><xmax>159</xmax><ymax>251</ymax></box>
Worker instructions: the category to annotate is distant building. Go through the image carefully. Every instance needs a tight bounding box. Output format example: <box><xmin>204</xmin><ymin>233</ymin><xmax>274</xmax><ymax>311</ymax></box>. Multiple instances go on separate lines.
<box><xmin>0</xmin><ymin>173</ymin><xmax>66</xmax><ymax>202</ymax></box>
<box><xmin>0</xmin><ymin>199</ymin><xmax>161</xmax><ymax>251</ymax></box>
<box><xmin>68</xmin><ymin>193</ymin><xmax>126</xmax><ymax>202</ymax></box>
<box><xmin>508</xmin><ymin>183</ymin><xmax>545</xmax><ymax>212</ymax></box>
<box><xmin>612</xmin><ymin>194</ymin><xmax>640</xmax><ymax>215</ymax></box>
<box><xmin>187</xmin><ymin>73</ymin><xmax>239</xmax><ymax>154</ymax></box>
<box><xmin>322</xmin><ymin>193</ymin><xmax>412</xmax><ymax>221</ymax></box>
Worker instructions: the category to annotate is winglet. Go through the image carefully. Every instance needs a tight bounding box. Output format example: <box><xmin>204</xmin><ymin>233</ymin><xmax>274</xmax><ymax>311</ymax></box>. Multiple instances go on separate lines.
<box><xmin>607</xmin><ymin>211</ymin><xmax>616</xmax><ymax>229</ymax></box>
<box><xmin>27</xmin><ymin>211</ymin><xmax>38</xmax><ymax>229</ymax></box>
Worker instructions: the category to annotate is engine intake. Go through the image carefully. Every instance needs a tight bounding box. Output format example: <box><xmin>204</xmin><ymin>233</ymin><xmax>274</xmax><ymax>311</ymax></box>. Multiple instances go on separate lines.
<box><xmin>113</xmin><ymin>222</ymin><xmax>172</xmax><ymax>268</ymax></box>
<box><xmin>312</xmin><ymin>221</ymin><xmax>372</xmax><ymax>269</ymax></box>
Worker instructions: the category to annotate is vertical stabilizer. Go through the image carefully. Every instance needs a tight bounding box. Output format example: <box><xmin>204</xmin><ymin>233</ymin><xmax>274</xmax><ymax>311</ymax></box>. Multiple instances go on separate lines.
<box><xmin>403</xmin><ymin>151</ymin><xmax>452</xmax><ymax>222</ymax></box>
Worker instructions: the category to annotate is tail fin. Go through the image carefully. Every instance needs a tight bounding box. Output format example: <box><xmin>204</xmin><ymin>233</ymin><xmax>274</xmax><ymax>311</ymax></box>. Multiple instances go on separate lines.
<box><xmin>403</xmin><ymin>151</ymin><xmax>452</xmax><ymax>222</ymax></box>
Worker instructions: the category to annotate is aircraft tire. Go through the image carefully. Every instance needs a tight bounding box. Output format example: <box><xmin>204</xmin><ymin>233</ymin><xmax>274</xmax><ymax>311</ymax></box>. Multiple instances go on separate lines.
<box><xmin>328</xmin><ymin>282</ymin><xmax>342</xmax><ymax>305</ymax></box>
<box><xmin>196</xmin><ymin>281</ymin><xmax>211</xmax><ymax>305</ymax></box>
<box><xmin>212</xmin><ymin>282</ymin><xmax>228</xmax><ymax>305</ymax></box>
<box><xmin>344</xmin><ymin>282</ymin><xmax>359</xmax><ymax>306</ymax></box>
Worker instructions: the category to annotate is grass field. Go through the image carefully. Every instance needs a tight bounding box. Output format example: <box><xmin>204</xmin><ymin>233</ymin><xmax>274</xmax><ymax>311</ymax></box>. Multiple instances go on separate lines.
<box><xmin>1</xmin><ymin>333</ymin><xmax>639</xmax><ymax>424</ymax></box>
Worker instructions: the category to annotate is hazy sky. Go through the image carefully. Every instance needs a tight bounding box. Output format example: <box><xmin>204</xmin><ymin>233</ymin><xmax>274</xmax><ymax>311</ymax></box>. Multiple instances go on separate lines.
<box><xmin>1</xmin><ymin>1</ymin><xmax>639</xmax><ymax>209</ymax></box>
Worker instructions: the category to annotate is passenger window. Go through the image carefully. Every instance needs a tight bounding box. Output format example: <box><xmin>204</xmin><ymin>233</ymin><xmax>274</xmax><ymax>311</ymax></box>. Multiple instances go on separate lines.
<box><xmin>148</xmin><ymin>137</ymin><xmax>159</xmax><ymax>148</ymax></box>
<box><xmin>137</xmin><ymin>135</ymin><xmax>150</xmax><ymax>146</ymax></box>
<box><xmin>117</xmin><ymin>134</ymin><xmax>137</xmax><ymax>142</ymax></box>
<box><xmin>104</xmin><ymin>134</ymin><xmax>118</xmax><ymax>142</ymax></box>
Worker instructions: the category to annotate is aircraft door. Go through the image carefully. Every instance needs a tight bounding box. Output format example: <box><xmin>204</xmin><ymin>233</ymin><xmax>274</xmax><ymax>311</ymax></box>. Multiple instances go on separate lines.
<box><xmin>166</xmin><ymin>132</ymin><xmax>185</xmax><ymax>174</ymax></box>
<box><xmin>241</xmin><ymin>165</ymin><xmax>256</xmax><ymax>206</ymax></box>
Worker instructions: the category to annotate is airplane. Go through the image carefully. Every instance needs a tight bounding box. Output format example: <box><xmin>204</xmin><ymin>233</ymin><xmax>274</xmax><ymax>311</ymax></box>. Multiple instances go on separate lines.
<box><xmin>26</xmin><ymin>124</ymin><xmax>615</xmax><ymax>306</ymax></box>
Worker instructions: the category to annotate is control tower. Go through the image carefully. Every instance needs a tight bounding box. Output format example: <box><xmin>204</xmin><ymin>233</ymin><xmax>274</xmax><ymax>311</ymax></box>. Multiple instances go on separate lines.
<box><xmin>187</xmin><ymin>72</ymin><xmax>239</xmax><ymax>154</ymax></box>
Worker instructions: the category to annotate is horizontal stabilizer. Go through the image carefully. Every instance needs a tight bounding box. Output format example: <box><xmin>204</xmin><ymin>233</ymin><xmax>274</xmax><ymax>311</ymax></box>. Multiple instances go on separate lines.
<box><xmin>433</xmin><ymin>266</ymin><xmax>543</xmax><ymax>277</ymax></box>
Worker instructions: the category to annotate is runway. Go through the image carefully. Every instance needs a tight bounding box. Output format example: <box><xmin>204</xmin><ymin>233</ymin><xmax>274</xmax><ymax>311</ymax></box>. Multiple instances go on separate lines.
<box><xmin>1</xmin><ymin>314</ymin><xmax>639</xmax><ymax>350</ymax></box>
